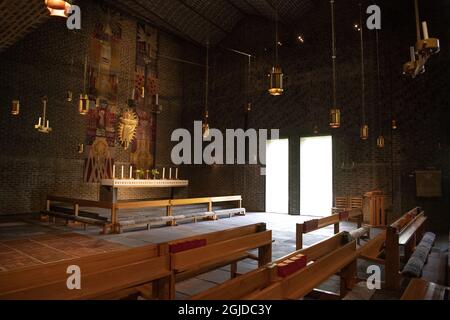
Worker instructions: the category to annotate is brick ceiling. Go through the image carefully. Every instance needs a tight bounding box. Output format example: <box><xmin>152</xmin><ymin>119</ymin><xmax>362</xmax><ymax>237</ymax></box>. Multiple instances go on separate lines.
<box><xmin>0</xmin><ymin>0</ymin><xmax>313</xmax><ymax>52</ymax></box>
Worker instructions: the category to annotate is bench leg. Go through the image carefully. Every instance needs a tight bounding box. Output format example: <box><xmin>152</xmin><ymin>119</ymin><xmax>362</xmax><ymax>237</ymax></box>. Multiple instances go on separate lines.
<box><xmin>296</xmin><ymin>224</ymin><xmax>304</xmax><ymax>250</ymax></box>
<box><xmin>340</xmin><ymin>260</ymin><xmax>357</xmax><ymax>298</ymax></box>
<box><xmin>230</xmin><ymin>262</ymin><xmax>238</xmax><ymax>279</ymax></box>
<box><xmin>258</xmin><ymin>243</ymin><xmax>272</xmax><ymax>267</ymax></box>
<box><xmin>334</xmin><ymin>223</ymin><xmax>340</xmax><ymax>234</ymax></box>
<box><xmin>153</xmin><ymin>276</ymin><xmax>171</xmax><ymax>300</ymax></box>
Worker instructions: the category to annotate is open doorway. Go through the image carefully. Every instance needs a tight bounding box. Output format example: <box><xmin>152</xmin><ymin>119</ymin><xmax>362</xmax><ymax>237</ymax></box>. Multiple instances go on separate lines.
<box><xmin>300</xmin><ymin>136</ymin><xmax>333</xmax><ymax>216</ymax></box>
<box><xmin>265</xmin><ymin>139</ymin><xmax>289</xmax><ymax>213</ymax></box>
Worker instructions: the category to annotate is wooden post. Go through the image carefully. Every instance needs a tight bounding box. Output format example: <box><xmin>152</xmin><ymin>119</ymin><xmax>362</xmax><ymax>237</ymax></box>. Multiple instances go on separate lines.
<box><xmin>258</xmin><ymin>243</ymin><xmax>272</xmax><ymax>267</ymax></box>
<box><xmin>296</xmin><ymin>223</ymin><xmax>304</xmax><ymax>250</ymax></box>
<box><xmin>230</xmin><ymin>262</ymin><xmax>238</xmax><ymax>278</ymax></box>
<box><xmin>340</xmin><ymin>260</ymin><xmax>357</xmax><ymax>298</ymax></box>
<box><xmin>208</xmin><ymin>201</ymin><xmax>212</xmax><ymax>212</ymax></box>
<box><xmin>334</xmin><ymin>222</ymin><xmax>340</xmax><ymax>234</ymax></box>
<box><xmin>385</xmin><ymin>226</ymin><xmax>400</xmax><ymax>290</ymax></box>
<box><xmin>111</xmin><ymin>207</ymin><xmax>118</xmax><ymax>234</ymax></box>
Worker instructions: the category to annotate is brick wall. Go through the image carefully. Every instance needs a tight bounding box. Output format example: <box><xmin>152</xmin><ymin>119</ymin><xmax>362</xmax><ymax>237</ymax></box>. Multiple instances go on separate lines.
<box><xmin>180</xmin><ymin>0</ymin><xmax>450</xmax><ymax>231</ymax></box>
<box><xmin>0</xmin><ymin>0</ymin><xmax>200</xmax><ymax>214</ymax></box>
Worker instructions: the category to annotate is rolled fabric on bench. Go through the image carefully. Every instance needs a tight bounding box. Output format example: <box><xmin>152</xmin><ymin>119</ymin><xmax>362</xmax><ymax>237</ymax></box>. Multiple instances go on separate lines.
<box><xmin>402</xmin><ymin>256</ymin><xmax>425</xmax><ymax>278</ymax></box>
<box><xmin>277</xmin><ymin>254</ymin><xmax>307</xmax><ymax>278</ymax></box>
<box><xmin>421</xmin><ymin>232</ymin><xmax>436</xmax><ymax>246</ymax></box>
<box><xmin>402</xmin><ymin>232</ymin><xmax>436</xmax><ymax>277</ymax></box>
<box><xmin>349</xmin><ymin>227</ymin><xmax>370</xmax><ymax>240</ymax></box>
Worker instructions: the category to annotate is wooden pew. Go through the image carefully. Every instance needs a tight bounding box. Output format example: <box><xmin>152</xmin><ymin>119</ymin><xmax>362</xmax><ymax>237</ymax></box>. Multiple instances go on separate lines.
<box><xmin>296</xmin><ymin>208</ymin><xmax>363</xmax><ymax>249</ymax></box>
<box><xmin>401</xmin><ymin>278</ymin><xmax>449</xmax><ymax>300</ymax></box>
<box><xmin>191</xmin><ymin>232</ymin><xmax>358</xmax><ymax>300</ymax></box>
<box><xmin>159</xmin><ymin>223</ymin><xmax>272</xmax><ymax>299</ymax></box>
<box><xmin>0</xmin><ymin>245</ymin><xmax>171</xmax><ymax>300</ymax></box>
<box><xmin>358</xmin><ymin>207</ymin><xmax>428</xmax><ymax>290</ymax></box>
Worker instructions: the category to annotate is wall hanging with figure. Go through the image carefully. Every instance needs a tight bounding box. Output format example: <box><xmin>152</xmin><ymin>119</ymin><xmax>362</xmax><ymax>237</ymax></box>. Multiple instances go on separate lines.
<box><xmin>130</xmin><ymin>22</ymin><xmax>158</xmax><ymax>171</ymax></box>
<box><xmin>83</xmin><ymin>7</ymin><xmax>122</xmax><ymax>183</ymax></box>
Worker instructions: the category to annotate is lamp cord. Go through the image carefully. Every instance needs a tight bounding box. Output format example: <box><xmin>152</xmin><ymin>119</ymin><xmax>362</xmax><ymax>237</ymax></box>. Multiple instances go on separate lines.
<box><xmin>376</xmin><ymin>29</ymin><xmax>382</xmax><ymax>134</ymax></box>
<box><xmin>359</xmin><ymin>3</ymin><xmax>366</xmax><ymax>124</ymax></box>
<box><xmin>330</xmin><ymin>0</ymin><xmax>337</xmax><ymax>108</ymax></box>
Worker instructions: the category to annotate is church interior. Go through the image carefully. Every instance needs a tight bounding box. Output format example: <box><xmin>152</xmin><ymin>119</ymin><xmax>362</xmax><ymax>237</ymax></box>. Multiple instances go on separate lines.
<box><xmin>0</xmin><ymin>0</ymin><xmax>449</xmax><ymax>301</ymax></box>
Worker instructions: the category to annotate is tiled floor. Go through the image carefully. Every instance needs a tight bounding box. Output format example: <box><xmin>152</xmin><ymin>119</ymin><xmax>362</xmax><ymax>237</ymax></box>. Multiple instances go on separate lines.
<box><xmin>0</xmin><ymin>212</ymin><xmax>447</xmax><ymax>299</ymax></box>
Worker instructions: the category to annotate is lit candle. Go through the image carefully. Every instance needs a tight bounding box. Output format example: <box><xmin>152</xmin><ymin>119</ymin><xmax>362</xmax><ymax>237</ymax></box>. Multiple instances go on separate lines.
<box><xmin>112</xmin><ymin>165</ymin><xmax>115</xmax><ymax>179</ymax></box>
<box><xmin>169</xmin><ymin>167</ymin><xmax>172</xmax><ymax>180</ymax></box>
<box><xmin>422</xmin><ymin>21</ymin><xmax>429</xmax><ymax>40</ymax></box>
<box><xmin>162</xmin><ymin>167</ymin><xmax>165</xmax><ymax>180</ymax></box>
<box><xmin>38</xmin><ymin>117</ymin><xmax>42</xmax><ymax>126</ymax></box>
<box><xmin>121</xmin><ymin>166</ymin><xmax>124</xmax><ymax>179</ymax></box>
<box><xmin>175</xmin><ymin>168</ymin><xmax>178</xmax><ymax>179</ymax></box>
<box><xmin>410</xmin><ymin>46</ymin><xmax>416</xmax><ymax>62</ymax></box>
<box><xmin>46</xmin><ymin>120</ymin><xmax>49</xmax><ymax>128</ymax></box>
<box><xmin>130</xmin><ymin>166</ymin><xmax>133</xmax><ymax>179</ymax></box>
<box><xmin>131</xmin><ymin>88</ymin><xmax>135</xmax><ymax>100</ymax></box>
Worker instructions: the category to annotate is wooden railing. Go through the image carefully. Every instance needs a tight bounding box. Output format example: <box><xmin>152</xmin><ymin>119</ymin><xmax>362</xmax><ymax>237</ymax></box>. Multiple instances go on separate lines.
<box><xmin>45</xmin><ymin>195</ymin><xmax>243</xmax><ymax>233</ymax></box>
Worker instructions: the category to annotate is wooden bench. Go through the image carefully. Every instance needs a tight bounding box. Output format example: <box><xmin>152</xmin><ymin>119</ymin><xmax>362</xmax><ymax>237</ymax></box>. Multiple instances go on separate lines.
<box><xmin>158</xmin><ymin>223</ymin><xmax>272</xmax><ymax>299</ymax></box>
<box><xmin>296</xmin><ymin>208</ymin><xmax>364</xmax><ymax>249</ymax></box>
<box><xmin>401</xmin><ymin>278</ymin><xmax>449</xmax><ymax>300</ymax></box>
<box><xmin>191</xmin><ymin>232</ymin><xmax>358</xmax><ymax>300</ymax></box>
<box><xmin>358</xmin><ymin>207</ymin><xmax>428</xmax><ymax>290</ymax></box>
<box><xmin>0</xmin><ymin>244</ymin><xmax>171</xmax><ymax>300</ymax></box>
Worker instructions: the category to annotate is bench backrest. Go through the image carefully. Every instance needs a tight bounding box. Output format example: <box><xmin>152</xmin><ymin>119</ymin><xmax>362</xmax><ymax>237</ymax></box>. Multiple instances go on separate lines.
<box><xmin>0</xmin><ymin>244</ymin><xmax>169</xmax><ymax>300</ymax></box>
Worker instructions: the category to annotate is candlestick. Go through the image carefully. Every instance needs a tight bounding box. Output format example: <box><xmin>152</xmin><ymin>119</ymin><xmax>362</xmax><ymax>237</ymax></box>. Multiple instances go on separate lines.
<box><xmin>131</xmin><ymin>88</ymin><xmax>135</xmax><ymax>100</ymax></box>
<box><xmin>112</xmin><ymin>165</ymin><xmax>115</xmax><ymax>179</ymax></box>
<box><xmin>162</xmin><ymin>167</ymin><xmax>165</xmax><ymax>180</ymax></box>
<box><xmin>38</xmin><ymin>117</ymin><xmax>42</xmax><ymax>126</ymax></box>
<box><xmin>422</xmin><ymin>21</ymin><xmax>429</xmax><ymax>40</ymax></box>
<box><xmin>46</xmin><ymin>120</ymin><xmax>49</xmax><ymax>128</ymax></box>
<box><xmin>155</xmin><ymin>94</ymin><xmax>159</xmax><ymax>105</ymax></box>
<box><xmin>410</xmin><ymin>46</ymin><xmax>416</xmax><ymax>62</ymax></box>
<box><xmin>169</xmin><ymin>167</ymin><xmax>172</xmax><ymax>180</ymax></box>
<box><xmin>121</xmin><ymin>166</ymin><xmax>124</xmax><ymax>179</ymax></box>
<box><xmin>175</xmin><ymin>168</ymin><xmax>178</xmax><ymax>179</ymax></box>
<box><xmin>129</xmin><ymin>166</ymin><xmax>133</xmax><ymax>179</ymax></box>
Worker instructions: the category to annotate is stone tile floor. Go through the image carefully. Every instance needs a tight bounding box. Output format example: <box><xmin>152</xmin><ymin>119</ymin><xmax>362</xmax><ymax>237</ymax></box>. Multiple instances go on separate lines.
<box><xmin>0</xmin><ymin>212</ymin><xmax>447</xmax><ymax>300</ymax></box>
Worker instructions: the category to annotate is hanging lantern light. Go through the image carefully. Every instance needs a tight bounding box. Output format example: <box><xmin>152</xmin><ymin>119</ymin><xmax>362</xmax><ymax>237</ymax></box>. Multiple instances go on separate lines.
<box><xmin>202</xmin><ymin>42</ymin><xmax>210</xmax><ymax>139</ymax></box>
<box><xmin>360</xmin><ymin>125</ymin><xmax>369</xmax><ymax>140</ymax></box>
<box><xmin>78</xmin><ymin>143</ymin><xmax>84</xmax><ymax>154</ymax></box>
<box><xmin>78</xmin><ymin>55</ymin><xmax>90</xmax><ymax>115</ymax></box>
<box><xmin>268</xmin><ymin>66</ymin><xmax>284</xmax><ymax>96</ymax></box>
<box><xmin>313</xmin><ymin>124</ymin><xmax>319</xmax><ymax>135</ymax></box>
<box><xmin>35</xmin><ymin>96</ymin><xmax>52</xmax><ymax>134</ymax></box>
<box><xmin>202</xmin><ymin>114</ymin><xmax>210</xmax><ymax>139</ymax></box>
<box><xmin>329</xmin><ymin>0</ymin><xmax>341</xmax><ymax>129</ymax></box>
<box><xmin>330</xmin><ymin>108</ymin><xmax>341</xmax><ymax>128</ymax></box>
<box><xmin>78</xmin><ymin>94</ymin><xmax>89</xmax><ymax>115</ymax></box>
<box><xmin>45</xmin><ymin>0</ymin><xmax>71</xmax><ymax>18</ymax></box>
<box><xmin>67</xmin><ymin>90</ymin><xmax>73</xmax><ymax>102</ymax></box>
<box><xmin>268</xmin><ymin>6</ymin><xmax>283</xmax><ymax>96</ymax></box>
<box><xmin>377</xmin><ymin>135</ymin><xmax>385</xmax><ymax>148</ymax></box>
<box><xmin>391</xmin><ymin>119</ymin><xmax>398</xmax><ymax>130</ymax></box>
<box><xmin>11</xmin><ymin>100</ymin><xmax>20</xmax><ymax>116</ymax></box>
<box><xmin>357</xmin><ymin>4</ymin><xmax>368</xmax><ymax>140</ymax></box>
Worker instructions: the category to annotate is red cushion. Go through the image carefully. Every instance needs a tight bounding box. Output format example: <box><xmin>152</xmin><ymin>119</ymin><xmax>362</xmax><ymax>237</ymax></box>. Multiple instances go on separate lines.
<box><xmin>277</xmin><ymin>254</ymin><xmax>307</xmax><ymax>278</ymax></box>
<box><xmin>169</xmin><ymin>239</ymin><xmax>207</xmax><ymax>253</ymax></box>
